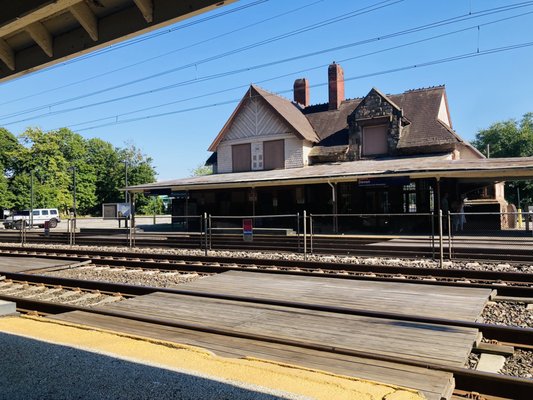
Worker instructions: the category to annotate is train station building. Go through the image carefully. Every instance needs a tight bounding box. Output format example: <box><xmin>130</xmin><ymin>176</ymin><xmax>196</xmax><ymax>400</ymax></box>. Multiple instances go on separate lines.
<box><xmin>128</xmin><ymin>63</ymin><xmax>533</xmax><ymax>233</ymax></box>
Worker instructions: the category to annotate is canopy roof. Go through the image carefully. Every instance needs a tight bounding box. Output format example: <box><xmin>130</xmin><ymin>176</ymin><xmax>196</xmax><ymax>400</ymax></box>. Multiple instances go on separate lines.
<box><xmin>128</xmin><ymin>155</ymin><xmax>533</xmax><ymax>192</ymax></box>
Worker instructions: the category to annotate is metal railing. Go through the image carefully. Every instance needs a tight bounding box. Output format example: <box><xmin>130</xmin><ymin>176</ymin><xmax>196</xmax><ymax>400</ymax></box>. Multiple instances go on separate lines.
<box><xmin>446</xmin><ymin>211</ymin><xmax>533</xmax><ymax>260</ymax></box>
<box><xmin>1</xmin><ymin>210</ymin><xmax>531</xmax><ymax>261</ymax></box>
<box><xmin>207</xmin><ymin>213</ymin><xmax>300</xmax><ymax>253</ymax></box>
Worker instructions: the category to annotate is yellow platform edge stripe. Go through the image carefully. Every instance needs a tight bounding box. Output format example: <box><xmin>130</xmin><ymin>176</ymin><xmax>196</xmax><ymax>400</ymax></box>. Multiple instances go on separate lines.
<box><xmin>0</xmin><ymin>315</ymin><xmax>424</xmax><ymax>400</ymax></box>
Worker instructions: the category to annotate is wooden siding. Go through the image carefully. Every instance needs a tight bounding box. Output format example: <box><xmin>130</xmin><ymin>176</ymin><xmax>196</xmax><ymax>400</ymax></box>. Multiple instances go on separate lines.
<box><xmin>263</xmin><ymin>139</ymin><xmax>285</xmax><ymax>170</ymax></box>
<box><xmin>223</xmin><ymin>96</ymin><xmax>292</xmax><ymax>142</ymax></box>
<box><xmin>232</xmin><ymin>143</ymin><xmax>251</xmax><ymax>172</ymax></box>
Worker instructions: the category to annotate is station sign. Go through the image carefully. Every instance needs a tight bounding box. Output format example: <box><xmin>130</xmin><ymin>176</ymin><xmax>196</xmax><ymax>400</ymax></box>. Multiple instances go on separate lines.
<box><xmin>102</xmin><ymin>203</ymin><xmax>132</xmax><ymax>219</ymax></box>
<box><xmin>358</xmin><ymin>176</ymin><xmax>410</xmax><ymax>187</ymax></box>
<box><xmin>145</xmin><ymin>188</ymin><xmax>171</xmax><ymax>196</ymax></box>
<box><xmin>171</xmin><ymin>191</ymin><xmax>189</xmax><ymax>199</ymax></box>
<box><xmin>243</xmin><ymin>218</ymin><xmax>253</xmax><ymax>242</ymax></box>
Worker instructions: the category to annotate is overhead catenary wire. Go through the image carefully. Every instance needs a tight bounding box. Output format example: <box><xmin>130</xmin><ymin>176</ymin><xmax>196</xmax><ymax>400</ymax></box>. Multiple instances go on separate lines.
<box><xmin>0</xmin><ymin>0</ymin><xmax>271</xmax><ymax>87</ymax></box>
<box><xmin>67</xmin><ymin>40</ymin><xmax>533</xmax><ymax>133</ymax></box>
<box><xmin>5</xmin><ymin>6</ymin><xmax>533</xmax><ymax>128</ymax></box>
<box><xmin>64</xmin><ymin>8</ymin><xmax>531</xmax><ymax>130</ymax></box>
<box><xmin>0</xmin><ymin>0</ymin><xmax>403</xmax><ymax>121</ymax></box>
<box><xmin>0</xmin><ymin>0</ymin><xmax>325</xmax><ymax>107</ymax></box>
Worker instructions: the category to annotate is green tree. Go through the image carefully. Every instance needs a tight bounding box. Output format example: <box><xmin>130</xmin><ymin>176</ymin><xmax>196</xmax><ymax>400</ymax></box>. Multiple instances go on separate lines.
<box><xmin>0</xmin><ymin>128</ymin><xmax>20</xmax><ymax>210</ymax></box>
<box><xmin>118</xmin><ymin>143</ymin><xmax>158</xmax><ymax>213</ymax></box>
<box><xmin>0</xmin><ymin>127</ymin><xmax>158</xmax><ymax>215</ymax></box>
<box><xmin>190</xmin><ymin>164</ymin><xmax>213</xmax><ymax>177</ymax></box>
<box><xmin>472</xmin><ymin>113</ymin><xmax>533</xmax><ymax>208</ymax></box>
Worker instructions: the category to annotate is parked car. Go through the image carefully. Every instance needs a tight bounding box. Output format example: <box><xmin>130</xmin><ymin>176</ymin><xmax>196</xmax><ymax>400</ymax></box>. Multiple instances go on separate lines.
<box><xmin>3</xmin><ymin>208</ymin><xmax>61</xmax><ymax>229</ymax></box>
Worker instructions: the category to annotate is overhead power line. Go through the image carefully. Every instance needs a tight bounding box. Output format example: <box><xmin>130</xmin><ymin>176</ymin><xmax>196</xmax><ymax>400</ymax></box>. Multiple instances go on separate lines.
<box><xmin>0</xmin><ymin>0</ymin><xmax>325</xmax><ymax>107</ymax></box>
<box><xmin>63</xmin><ymin>8</ymin><xmax>533</xmax><ymax>130</ymax></box>
<box><xmin>0</xmin><ymin>0</ymin><xmax>403</xmax><ymax>121</ymax></box>
<box><xmin>66</xmin><ymin>40</ymin><xmax>533</xmax><ymax>133</ymax></box>
<box><xmin>3</xmin><ymin>3</ymin><xmax>533</xmax><ymax>127</ymax></box>
<box><xmin>0</xmin><ymin>0</ymin><xmax>270</xmax><ymax>85</ymax></box>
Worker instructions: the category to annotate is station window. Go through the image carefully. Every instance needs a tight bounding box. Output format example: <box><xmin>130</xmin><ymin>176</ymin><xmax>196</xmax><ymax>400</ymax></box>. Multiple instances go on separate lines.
<box><xmin>403</xmin><ymin>182</ymin><xmax>417</xmax><ymax>213</ymax></box>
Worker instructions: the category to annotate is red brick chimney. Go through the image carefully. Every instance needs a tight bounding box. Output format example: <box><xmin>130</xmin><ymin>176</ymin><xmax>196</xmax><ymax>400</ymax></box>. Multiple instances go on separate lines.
<box><xmin>328</xmin><ymin>62</ymin><xmax>344</xmax><ymax>110</ymax></box>
<box><xmin>293</xmin><ymin>78</ymin><xmax>309</xmax><ymax>107</ymax></box>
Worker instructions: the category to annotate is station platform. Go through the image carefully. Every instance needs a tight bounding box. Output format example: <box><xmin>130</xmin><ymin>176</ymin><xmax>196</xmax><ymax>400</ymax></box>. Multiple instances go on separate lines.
<box><xmin>0</xmin><ymin>316</ymin><xmax>422</xmax><ymax>400</ymax></box>
<box><xmin>49</xmin><ymin>271</ymin><xmax>494</xmax><ymax>400</ymax></box>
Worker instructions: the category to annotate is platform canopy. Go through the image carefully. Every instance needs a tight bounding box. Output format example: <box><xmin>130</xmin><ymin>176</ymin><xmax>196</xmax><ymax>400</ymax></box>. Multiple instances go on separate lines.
<box><xmin>0</xmin><ymin>0</ymin><xmax>236</xmax><ymax>82</ymax></box>
<box><xmin>127</xmin><ymin>154</ymin><xmax>533</xmax><ymax>193</ymax></box>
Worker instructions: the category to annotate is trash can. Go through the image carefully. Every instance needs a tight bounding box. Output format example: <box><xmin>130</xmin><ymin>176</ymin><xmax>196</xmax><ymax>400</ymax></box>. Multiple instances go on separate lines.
<box><xmin>44</xmin><ymin>220</ymin><xmax>50</xmax><ymax>237</ymax></box>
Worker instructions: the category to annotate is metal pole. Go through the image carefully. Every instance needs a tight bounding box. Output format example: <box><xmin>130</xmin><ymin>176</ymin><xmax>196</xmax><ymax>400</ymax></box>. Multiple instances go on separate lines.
<box><xmin>208</xmin><ymin>214</ymin><xmax>212</xmax><ymax>250</ymax></box>
<box><xmin>30</xmin><ymin>171</ymin><xmax>34</xmax><ymax>228</ymax></box>
<box><xmin>130</xmin><ymin>192</ymin><xmax>135</xmax><ymax>248</ymax></box>
<box><xmin>296</xmin><ymin>212</ymin><xmax>300</xmax><ymax>253</ymax></box>
<box><xmin>303</xmin><ymin>210</ymin><xmax>307</xmax><ymax>260</ymax></box>
<box><xmin>203</xmin><ymin>213</ymin><xmax>208</xmax><ymax>256</ymax></box>
<box><xmin>124</xmin><ymin>161</ymin><xmax>129</xmax><ymax>204</ymax></box>
<box><xmin>310</xmin><ymin>214</ymin><xmax>313</xmax><ymax>254</ymax></box>
<box><xmin>448</xmin><ymin>213</ymin><xmax>452</xmax><ymax>260</ymax></box>
<box><xmin>430</xmin><ymin>212</ymin><xmax>435</xmax><ymax>259</ymax></box>
<box><xmin>70</xmin><ymin>167</ymin><xmax>77</xmax><ymax>246</ymax></box>
<box><xmin>438</xmin><ymin>209</ymin><xmax>443</xmax><ymax>268</ymax></box>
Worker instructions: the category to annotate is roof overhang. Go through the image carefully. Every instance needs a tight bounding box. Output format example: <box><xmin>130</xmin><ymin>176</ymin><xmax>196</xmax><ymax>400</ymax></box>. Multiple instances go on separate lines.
<box><xmin>127</xmin><ymin>155</ymin><xmax>533</xmax><ymax>193</ymax></box>
<box><xmin>0</xmin><ymin>0</ymin><xmax>236</xmax><ymax>82</ymax></box>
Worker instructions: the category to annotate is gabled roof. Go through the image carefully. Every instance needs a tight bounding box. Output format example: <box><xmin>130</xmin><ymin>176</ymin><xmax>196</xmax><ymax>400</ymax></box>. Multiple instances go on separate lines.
<box><xmin>304</xmin><ymin>86</ymin><xmax>462</xmax><ymax>150</ymax></box>
<box><xmin>208</xmin><ymin>85</ymin><xmax>319</xmax><ymax>151</ymax></box>
<box><xmin>354</xmin><ymin>87</ymin><xmax>402</xmax><ymax>114</ymax></box>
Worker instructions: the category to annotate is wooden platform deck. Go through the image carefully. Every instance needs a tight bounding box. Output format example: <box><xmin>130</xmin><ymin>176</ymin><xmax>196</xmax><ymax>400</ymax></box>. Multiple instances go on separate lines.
<box><xmin>52</xmin><ymin>311</ymin><xmax>455</xmax><ymax>400</ymax></box>
<box><xmin>0</xmin><ymin>255</ymin><xmax>82</xmax><ymax>274</ymax></box>
<box><xmin>50</xmin><ymin>272</ymin><xmax>493</xmax><ymax>400</ymax></box>
<box><xmin>179</xmin><ymin>271</ymin><xmax>492</xmax><ymax>321</ymax></box>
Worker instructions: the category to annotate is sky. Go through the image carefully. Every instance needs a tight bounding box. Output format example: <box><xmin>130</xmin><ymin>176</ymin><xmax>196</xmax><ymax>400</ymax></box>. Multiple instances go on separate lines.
<box><xmin>0</xmin><ymin>0</ymin><xmax>532</xmax><ymax>181</ymax></box>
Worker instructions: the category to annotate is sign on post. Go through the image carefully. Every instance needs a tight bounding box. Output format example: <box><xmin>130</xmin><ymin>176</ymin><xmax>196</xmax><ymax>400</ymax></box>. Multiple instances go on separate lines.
<box><xmin>243</xmin><ymin>218</ymin><xmax>253</xmax><ymax>241</ymax></box>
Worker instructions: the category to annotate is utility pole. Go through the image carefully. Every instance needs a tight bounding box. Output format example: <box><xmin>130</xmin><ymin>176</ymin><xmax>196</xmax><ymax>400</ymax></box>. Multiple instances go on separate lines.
<box><xmin>124</xmin><ymin>160</ymin><xmax>129</xmax><ymax>228</ymax></box>
<box><xmin>124</xmin><ymin>160</ymin><xmax>129</xmax><ymax>204</ymax></box>
<box><xmin>68</xmin><ymin>166</ymin><xmax>77</xmax><ymax>218</ymax></box>
<box><xmin>30</xmin><ymin>171</ymin><xmax>34</xmax><ymax>227</ymax></box>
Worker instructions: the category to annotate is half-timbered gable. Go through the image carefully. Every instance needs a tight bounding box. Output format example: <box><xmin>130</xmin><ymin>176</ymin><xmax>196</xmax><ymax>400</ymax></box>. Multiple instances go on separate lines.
<box><xmin>209</xmin><ymin>85</ymin><xmax>319</xmax><ymax>173</ymax></box>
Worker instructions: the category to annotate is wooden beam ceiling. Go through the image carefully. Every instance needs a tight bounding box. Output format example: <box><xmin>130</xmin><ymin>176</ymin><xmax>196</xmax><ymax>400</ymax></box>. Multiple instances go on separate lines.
<box><xmin>0</xmin><ymin>0</ymin><xmax>236</xmax><ymax>83</ymax></box>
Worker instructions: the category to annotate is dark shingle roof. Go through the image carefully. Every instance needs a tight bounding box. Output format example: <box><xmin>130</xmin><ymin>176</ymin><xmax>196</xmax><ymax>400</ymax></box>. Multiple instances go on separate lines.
<box><xmin>303</xmin><ymin>86</ymin><xmax>460</xmax><ymax>150</ymax></box>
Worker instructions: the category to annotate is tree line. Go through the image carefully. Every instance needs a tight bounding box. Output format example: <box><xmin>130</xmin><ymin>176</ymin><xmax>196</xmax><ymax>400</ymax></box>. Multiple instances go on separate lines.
<box><xmin>472</xmin><ymin>112</ymin><xmax>533</xmax><ymax>209</ymax></box>
<box><xmin>0</xmin><ymin>127</ymin><xmax>160</xmax><ymax>216</ymax></box>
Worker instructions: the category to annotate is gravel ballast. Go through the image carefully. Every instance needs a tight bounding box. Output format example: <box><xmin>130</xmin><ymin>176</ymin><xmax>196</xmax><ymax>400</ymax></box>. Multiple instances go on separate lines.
<box><xmin>42</xmin><ymin>265</ymin><xmax>204</xmax><ymax>288</ymax></box>
<box><xmin>481</xmin><ymin>301</ymin><xmax>533</xmax><ymax>328</ymax></box>
<box><xmin>1</xmin><ymin>242</ymin><xmax>532</xmax><ymax>273</ymax></box>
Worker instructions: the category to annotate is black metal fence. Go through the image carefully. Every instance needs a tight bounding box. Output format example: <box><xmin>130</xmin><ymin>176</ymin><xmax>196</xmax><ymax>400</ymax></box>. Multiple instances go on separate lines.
<box><xmin>1</xmin><ymin>211</ymin><xmax>532</xmax><ymax>262</ymax></box>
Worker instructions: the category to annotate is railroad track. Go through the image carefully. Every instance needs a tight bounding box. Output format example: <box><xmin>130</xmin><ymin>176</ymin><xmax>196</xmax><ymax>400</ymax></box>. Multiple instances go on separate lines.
<box><xmin>1</xmin><ymin>230</ymin><xmax>532</xmax><ymax>262</ymax></box>
<box><xmin>1</xmin><ymin>245</ymin><xmax>532</xmax><ymax>297</ymax></box>
<box><xmin>1</xmin><ymin>273</ymin><xmax>532</xmax><ymax>399</ymax></box>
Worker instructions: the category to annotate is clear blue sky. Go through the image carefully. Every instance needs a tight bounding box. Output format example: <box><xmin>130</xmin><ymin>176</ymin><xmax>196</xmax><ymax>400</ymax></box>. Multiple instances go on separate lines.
<box><xmin>0</xmin><ymin>0</ymin><xmax>532</xmax><ymax>180</ymax></box>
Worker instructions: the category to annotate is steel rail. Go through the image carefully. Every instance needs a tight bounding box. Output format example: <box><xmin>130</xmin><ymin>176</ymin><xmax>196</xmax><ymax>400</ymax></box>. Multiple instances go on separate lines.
<box><xmin>1</xmin><ymin>231</ymin><xmax>533</xmax><ymax>261</ymax></box>
<box><xmin>0</xmin><ymin>294</ymin><xmax>531</xmax><ymax>399</ymax></box>
<box><xmin>2</xmin><ymin>272</ymin><xmax>532</xmax><ymax>346</ymax></box>
<box><xmin>1</xmin><ymin>245</ymin><xmax>532</xmax><ymax>282</ymax></box>
<box><xmin>1</xmin><ymin>248</ymin><xmax>533</xmax><ymax>297</ymax></box>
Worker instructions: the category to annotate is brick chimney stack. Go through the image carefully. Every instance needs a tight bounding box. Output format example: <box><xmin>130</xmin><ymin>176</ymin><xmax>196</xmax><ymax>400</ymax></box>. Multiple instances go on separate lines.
<box><xmin>293</xmin><ymin>78</ymin><xmax>309</xmax><ymax>107</ymax></box>
<box><xmin>328</xmin><ymin>62</ymin><xmax>344</xmax><ymax>110</ymax></box>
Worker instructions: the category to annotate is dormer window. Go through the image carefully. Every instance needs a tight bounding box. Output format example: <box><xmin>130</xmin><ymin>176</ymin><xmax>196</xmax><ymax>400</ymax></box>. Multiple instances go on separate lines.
<box><xmin>362</xmin><ymin>124</ymin><xmax>388</xmax><ymax>156</ymax></box>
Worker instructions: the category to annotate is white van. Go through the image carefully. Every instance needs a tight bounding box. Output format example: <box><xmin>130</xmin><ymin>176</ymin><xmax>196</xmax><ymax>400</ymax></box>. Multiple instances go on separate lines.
<box><xmin>3</xmin><ymin>208</ymin><xmax>61</xmax><ymax>229</ymax></box>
